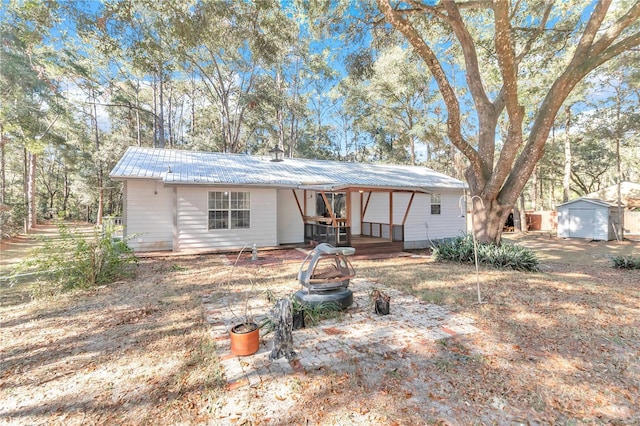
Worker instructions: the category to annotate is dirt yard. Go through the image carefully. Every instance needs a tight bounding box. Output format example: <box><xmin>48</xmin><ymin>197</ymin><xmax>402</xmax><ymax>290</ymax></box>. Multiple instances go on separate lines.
<box><xmin>1</xmin><ymin>226</ymin><xmax>639</xmax><ymax>425</ymax></box>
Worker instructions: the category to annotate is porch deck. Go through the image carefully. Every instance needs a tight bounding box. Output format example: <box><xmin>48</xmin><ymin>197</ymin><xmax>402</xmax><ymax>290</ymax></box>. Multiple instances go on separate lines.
<box><xmin>327</xmin><ymin>235</ymin><xmax>405</xmax><ymax>255</ymax></box>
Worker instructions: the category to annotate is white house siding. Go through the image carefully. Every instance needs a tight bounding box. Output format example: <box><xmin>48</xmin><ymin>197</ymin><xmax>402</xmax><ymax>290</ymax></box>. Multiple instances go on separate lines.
<box><xmin>362</xmin><ymin>192</ymin><xmax>390</xmax><ymax>224</ymax></box>
<box><xmin>350</xmin><ymin>192</ymin><xmax>361</xmax><ymax>235</ymax></box>
<box><xmin>124</xmin><ymin>180</ymin><xmax>174</xmax><ymax>251</ymax></box>
<box><xmin>277</xmin><ymin>189</ymin><xmax>304</xmax><ymax>244</ymax></box>
<box><xmin>360</xmin><ymin>190</ymin><xmax>464</xmax><ymax>248</ymax></box>
<box><xmin>176</xmin><ymin>186</ymin><xmax>278</xmax><ymax>251</ymax></box>
<box><xmin>404</xmin><ymin>191</ymin><xmax>466</xmax><ymax>249</ymax></box>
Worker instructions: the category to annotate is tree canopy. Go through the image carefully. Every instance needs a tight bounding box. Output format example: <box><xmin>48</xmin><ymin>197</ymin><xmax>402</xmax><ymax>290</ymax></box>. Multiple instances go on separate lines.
<box><xmin>1</xmin><ymin>0</ymin><xmax>638</xmax><ymax>242</ymax></box>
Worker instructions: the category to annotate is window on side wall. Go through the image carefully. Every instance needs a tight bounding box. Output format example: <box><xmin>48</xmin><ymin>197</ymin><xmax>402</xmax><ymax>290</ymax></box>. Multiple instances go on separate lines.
<box><xmin>208</xmin><ymin>191</ymin><xmax>250</xmax><ymax>230</ymax></box>
<box><xmin>430</xmin><ymin>193</ymin><xmax>441</xmax><ymax>215</ymax></box>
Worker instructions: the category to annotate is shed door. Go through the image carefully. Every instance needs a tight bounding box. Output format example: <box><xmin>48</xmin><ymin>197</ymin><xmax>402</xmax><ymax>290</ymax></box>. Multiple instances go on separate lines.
<box><xmin>569</xmin><ymin>208</ymin><xmax>595</xmax><ymax>238</ymax></box>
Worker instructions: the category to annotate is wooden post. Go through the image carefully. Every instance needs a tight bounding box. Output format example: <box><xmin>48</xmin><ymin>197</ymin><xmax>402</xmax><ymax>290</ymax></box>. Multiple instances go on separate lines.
<box><xmin>389</xmin><ymin>191</ymin><xmax>393</xmax><ymax>241</ymax></box>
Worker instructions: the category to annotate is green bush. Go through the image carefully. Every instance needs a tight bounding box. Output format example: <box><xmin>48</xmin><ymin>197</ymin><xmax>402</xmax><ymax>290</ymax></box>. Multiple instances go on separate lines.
<box><xmin>17</xmin><ymin>223</ymin><xmax>137</xmax><ymax>297</ymax></box>
<box><xmin>611</xmin><ymin>255</ymin><xmax>640</xmax><ymax>269</ymax></box>
<box><xmin>433</xmin><ymin>235</ymin><xmax>539</xmax><ymax>272</ymax></box>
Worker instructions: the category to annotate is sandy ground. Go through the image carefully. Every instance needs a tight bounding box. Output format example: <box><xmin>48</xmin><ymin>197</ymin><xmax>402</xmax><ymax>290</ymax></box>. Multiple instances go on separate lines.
<box><xmin>1</xmin><ymin>226</ymin><xmax>639</xmax><ymax>424</ymax></box>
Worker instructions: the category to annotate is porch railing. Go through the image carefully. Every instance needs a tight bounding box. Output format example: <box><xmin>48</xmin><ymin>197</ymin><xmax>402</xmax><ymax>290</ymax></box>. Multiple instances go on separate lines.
<box><xmin>361</xmin><ymin>222</ymin><xmax>404</xmax><ymax>242</ymax></box>
<box><xmin>304</xmin><ymin>222</ymin><xmax>351</xmax><ymax>246</ymax></box>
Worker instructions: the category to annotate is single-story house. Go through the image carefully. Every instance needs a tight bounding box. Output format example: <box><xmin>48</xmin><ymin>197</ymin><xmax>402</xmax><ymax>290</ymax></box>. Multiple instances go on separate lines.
<box><xmin>109</xmin><ymin>147</ymin><xmax>467</xmax><ymax>253</ymax></box>
<box><xmin>557</xmin><ymin>198</ymin><xmax>621</xmax><ymax>240</ymax></box>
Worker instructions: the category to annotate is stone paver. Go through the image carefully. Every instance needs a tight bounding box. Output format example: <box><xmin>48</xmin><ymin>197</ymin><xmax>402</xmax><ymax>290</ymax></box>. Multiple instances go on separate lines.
<box><xmin>203</xmin><ymin>278</ymin><xmax>480</xmax><ymax>391</ymax></box>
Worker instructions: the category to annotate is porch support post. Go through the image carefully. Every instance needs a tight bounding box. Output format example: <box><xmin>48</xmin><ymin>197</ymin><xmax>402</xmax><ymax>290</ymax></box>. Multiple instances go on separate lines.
<box><xmin>292</xmin><ymin>189</ymin><xmax>304</xmax><ymax>219</ymax></box>
<box><xmin>346</xmin><ymin>189</ymin><xmax>352</xmax><ymax>228</ymax></box>
<box><xmin>402</xmin><ymin>192</ymin><xmax>416</xmax><ymax>226</ymax></box>
<box><xmin>303</xmin><ymin>190</ymin><xmax>307</xmax><ymax>216</ymax></box>
<box><xmin>389</xmin><ymin>191</ymin><xmax>393</xmax><ymax>242</ymax></box>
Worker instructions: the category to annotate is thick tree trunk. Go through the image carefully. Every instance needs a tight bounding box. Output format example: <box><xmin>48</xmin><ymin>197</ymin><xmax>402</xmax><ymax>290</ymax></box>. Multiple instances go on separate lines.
<box><xmin>27</xmin><ymin>151</ymin><xmax>37</xmax><ymax>230</ymax></box>
<box><xmin>470</xmin><ymin>196</ymin><xmax>509</xmax><ymax>245</ymax></box>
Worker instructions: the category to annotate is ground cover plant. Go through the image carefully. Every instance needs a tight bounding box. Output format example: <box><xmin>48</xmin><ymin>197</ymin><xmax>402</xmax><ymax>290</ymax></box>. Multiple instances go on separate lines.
<box><xmin>1</xmin><ymin>225</ymin><xmax>639</xmax><ymax>424</ymax></box>
<box><xmin>433</xmin><ymin>235</ymin><xmax>540</xmax><ymax>271</ymax></box>
<box><xmin>612</xmin><ymin>255</ymin><xmax>640</xmax><ymax>269</ymax></box>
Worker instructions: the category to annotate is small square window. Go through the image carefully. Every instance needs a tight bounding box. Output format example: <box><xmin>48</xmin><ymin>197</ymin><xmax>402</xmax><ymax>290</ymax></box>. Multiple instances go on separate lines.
<box><xmin>430</xmin><ymin>193</ymin><xmax>441</xmax><ymax>215</ymax></box>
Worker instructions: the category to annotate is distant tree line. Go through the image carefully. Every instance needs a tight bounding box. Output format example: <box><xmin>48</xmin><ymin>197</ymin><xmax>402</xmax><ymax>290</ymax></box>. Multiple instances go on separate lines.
<box><xmin>1</xmin><ymin>0</ymin><xmax>638</xmax><ymax>242</ymax></box>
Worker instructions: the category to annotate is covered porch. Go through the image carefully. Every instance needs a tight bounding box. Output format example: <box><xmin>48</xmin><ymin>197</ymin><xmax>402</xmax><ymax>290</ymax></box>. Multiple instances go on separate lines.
<box><xmin>292</xmin><ymin>186</ymin><xmax>421</xmax><ymax>252</ymax></box>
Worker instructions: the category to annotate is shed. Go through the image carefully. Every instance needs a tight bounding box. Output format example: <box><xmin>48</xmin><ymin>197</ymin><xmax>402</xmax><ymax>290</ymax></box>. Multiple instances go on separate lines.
<box><xmin>557</xmin><ymin>198</ymin><xmax>620</xmax><ymax>240</ymax></box>
<box><xmin>109</xmin><ymin>147</ymin><xmax>467</xmax><ymax>253</ymax></box>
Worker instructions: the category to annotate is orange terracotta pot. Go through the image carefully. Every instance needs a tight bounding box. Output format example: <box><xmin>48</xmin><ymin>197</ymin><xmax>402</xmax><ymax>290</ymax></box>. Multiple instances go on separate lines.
<box><xmin>230</xmin><ymin>323</ymin><xmax>260</xmax><ymax>356</ymax></box>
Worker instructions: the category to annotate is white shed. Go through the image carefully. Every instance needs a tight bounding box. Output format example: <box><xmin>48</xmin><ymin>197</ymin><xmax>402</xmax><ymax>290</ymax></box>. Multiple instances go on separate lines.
<box><xmin>557</xmin><ymin>198</ymin><xmax>620</xmax><ymax>241</ymax></box>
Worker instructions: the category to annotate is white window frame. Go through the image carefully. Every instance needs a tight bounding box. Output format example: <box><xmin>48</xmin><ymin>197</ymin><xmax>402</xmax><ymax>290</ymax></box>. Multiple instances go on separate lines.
<box><xmin>208</xmin><ymin>191</ymin><xmax>251</xmax><ymax>230</ymax></box>
<box><xmin>430</xmin><ymin>193</ymin><xmax>441</xmax><ymax>215</ymax></box>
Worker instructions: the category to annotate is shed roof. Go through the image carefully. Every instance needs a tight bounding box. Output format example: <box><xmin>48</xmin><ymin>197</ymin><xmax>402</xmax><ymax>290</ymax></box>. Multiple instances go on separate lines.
<box><xmin>110</xmin><ymin>147</ymin><xmax>466</xmax><ymax>192</ymax></box>
<box><xmin>557</xmin><ymin>197</ymin><xmax>620</xmax><ymax>209</ymax></box>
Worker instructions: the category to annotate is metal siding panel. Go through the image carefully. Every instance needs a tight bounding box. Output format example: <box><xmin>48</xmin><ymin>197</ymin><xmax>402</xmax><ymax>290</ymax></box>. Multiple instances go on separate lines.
<box><xmin>363</xmin><ymin>192</ymin><xmax>390</xmax><ymax>223</ymax></box>
<box><xmin>568</xmin><ymin>208</ymin><xmax>595</xmax><ymax>238</ymax></box>
<box><xmin>126</xmin><ymin>180</ymin><xmax>174</xmax><ymax>251</ymax></box>
<box><xmin>177</xmin><ymin>187</ymin><xmax>277</xmax><ymax>251</ymax></box>
<box><xmin>407</xmin><ymin>192</ymin><xmax>466</xmax><ymax>241</ymax></box>
<box><xmin>350</xmin><ymin>193</ymin><xmax>361</xmax><ymax>235</ymax></box>
<box><xmin>277</xmin><ymin>190</ymin><xmax>304</xmax><ymax>244</ymax></box>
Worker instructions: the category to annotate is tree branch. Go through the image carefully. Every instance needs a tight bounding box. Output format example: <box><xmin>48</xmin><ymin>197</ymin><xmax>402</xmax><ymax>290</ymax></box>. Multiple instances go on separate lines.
<box><xmin>589</xmin><ymin>1</ymin><xmax>640</xmax><ymax>56</ymax></box>
<box><xmin>515</xmin><ymin>2</ymin><xmax>553</xmax><ymax>64</ymax></box>
<box><xmin>573</xmin><ymin>0</ymin><xmax>611</xmax><ymax>60</ymax></box>
<box><xmin>486</xmin><ymin>0</ymin><xmax>525</xmax><ymax>198</ymax></box>
<box><xmin>376</xmin><ymin>0</ymin><xmax>484</xmax><ymax>181</ymax></box>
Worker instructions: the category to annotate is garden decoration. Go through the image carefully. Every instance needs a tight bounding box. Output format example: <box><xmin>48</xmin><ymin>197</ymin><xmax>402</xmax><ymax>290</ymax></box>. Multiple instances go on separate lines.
<box><xmin>294</xmin><ymin>243</ymin><xmax>356</xmax><ymax>310</ymax></box>
<box><xmin>268</xmin><ymin>298</ymin><xmax>296</xmax><ymax>361</ymax></box>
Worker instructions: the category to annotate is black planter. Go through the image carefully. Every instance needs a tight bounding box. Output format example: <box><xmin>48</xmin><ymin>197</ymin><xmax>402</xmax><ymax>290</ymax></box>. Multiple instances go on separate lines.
<box><xmin>292</xmin><ymin>311</ymin><xmax>305</xmax><ymax>330</ymax></box>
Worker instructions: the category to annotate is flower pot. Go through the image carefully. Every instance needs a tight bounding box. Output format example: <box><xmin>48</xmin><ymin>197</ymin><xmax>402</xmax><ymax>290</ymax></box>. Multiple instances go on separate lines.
<box><xmin>371</xmin><ymin>289</ymin><xmax>390</xmax><ymax>315</ymax></box>
<box><xmin>230</xmin><ymin>323</ymin><xmax>260</xmax><ymax>356</ymax></box>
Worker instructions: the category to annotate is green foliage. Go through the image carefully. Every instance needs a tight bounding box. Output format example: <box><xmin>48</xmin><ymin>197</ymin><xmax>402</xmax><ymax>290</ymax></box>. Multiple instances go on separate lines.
<box><xmin>290</xmin><ymin>295</ymin><xmax>341</xmax><ymax>328</ymax></box>
<box><xmin>17</xmin><ymin>223</ymin><xmax>137</xmax><ymax>297</ymax></box>
<box><xmin>0</xmin><ymin>206</ymin><xmax>24</xmax><ymax>239</ymax></box>
<box><xmin>611</xmin><ymin>255</ymin><xmax>640</xmax><ymax>270</ymax></box>
<box><xmin>433</xmin><ymin>235</ymin><xmax>539</xmax><ymax>272</ymax></box>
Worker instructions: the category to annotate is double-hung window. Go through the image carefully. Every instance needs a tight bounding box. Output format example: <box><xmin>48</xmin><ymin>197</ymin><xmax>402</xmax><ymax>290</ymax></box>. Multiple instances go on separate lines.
<box><xmin>208</xmin><ymin>191</ymin><xmax>250</xmax><ymax>230</ymax></box>
<box><xmin>430</xmin><ymin>193</ymin><xmax>441</xmax><ymax>215</ymax></box>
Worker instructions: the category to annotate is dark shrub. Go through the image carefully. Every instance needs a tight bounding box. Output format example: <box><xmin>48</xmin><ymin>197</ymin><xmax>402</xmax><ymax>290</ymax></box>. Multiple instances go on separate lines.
<box><xmin>433</xmin><ymin>235</ymin><xmax>539</xmax><ymax>272</ymax></box>
<box><xmin>611</xmin><ymin>255</ymin><xmax>640</xmax><ymax>269</ymax></box>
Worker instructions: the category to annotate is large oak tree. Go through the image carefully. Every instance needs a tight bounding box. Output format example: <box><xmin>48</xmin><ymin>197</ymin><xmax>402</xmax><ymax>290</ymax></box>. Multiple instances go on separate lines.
<box><xmin>376</xmin><ymin>0</ymin><xmax>640</xmax><ymax>243</ymax></box>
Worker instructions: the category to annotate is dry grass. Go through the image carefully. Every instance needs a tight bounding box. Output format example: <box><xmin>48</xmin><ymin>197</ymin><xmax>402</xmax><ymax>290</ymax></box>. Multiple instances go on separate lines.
<box><xmin>1</xmin><ymin>229</ymin><xmax>639</xmax><ymax>424</ymax></box>
<box><xmin>352</xmin><ymin>254</ymin><xmax>640</xmax><ymax>423</ymax></box>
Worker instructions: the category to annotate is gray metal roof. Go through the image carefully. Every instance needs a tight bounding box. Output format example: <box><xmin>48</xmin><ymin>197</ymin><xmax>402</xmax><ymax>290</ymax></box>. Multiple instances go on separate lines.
<box><xmin>557</xmin><ymin>197</ymin><xmax>620</xmax><ymax>208</ymax></box>
<box><xmin>110</xmin><ymin>147</ymin><xmax>466</xmax><ymax>191</ymax></box>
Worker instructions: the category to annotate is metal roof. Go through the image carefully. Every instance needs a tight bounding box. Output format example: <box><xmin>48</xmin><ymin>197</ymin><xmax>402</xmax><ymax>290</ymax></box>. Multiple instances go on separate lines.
<box><xmin>110</xmin><ymin>147</ymin><xmax>466</xmax><ymax>191</ymax></box>
<box><xmin>557</xmin><ymin>197</ymin><xmax>621</xmax><ymax>208</ymax></box>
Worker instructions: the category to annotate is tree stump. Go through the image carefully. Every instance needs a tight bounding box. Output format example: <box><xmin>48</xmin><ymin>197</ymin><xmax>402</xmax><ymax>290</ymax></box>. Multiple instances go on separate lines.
<box><xmin>268</xmin><ymin>298</ymin><xmax>296</xmax><ymax>361</ymax></box>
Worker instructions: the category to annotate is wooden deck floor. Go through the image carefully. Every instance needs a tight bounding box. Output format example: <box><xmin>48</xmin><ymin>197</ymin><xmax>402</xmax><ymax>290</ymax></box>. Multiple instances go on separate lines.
<box><xmin>349</xmin><ymin>236</ymin><xmax>405</xmax><ymax>255</ymax></box>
